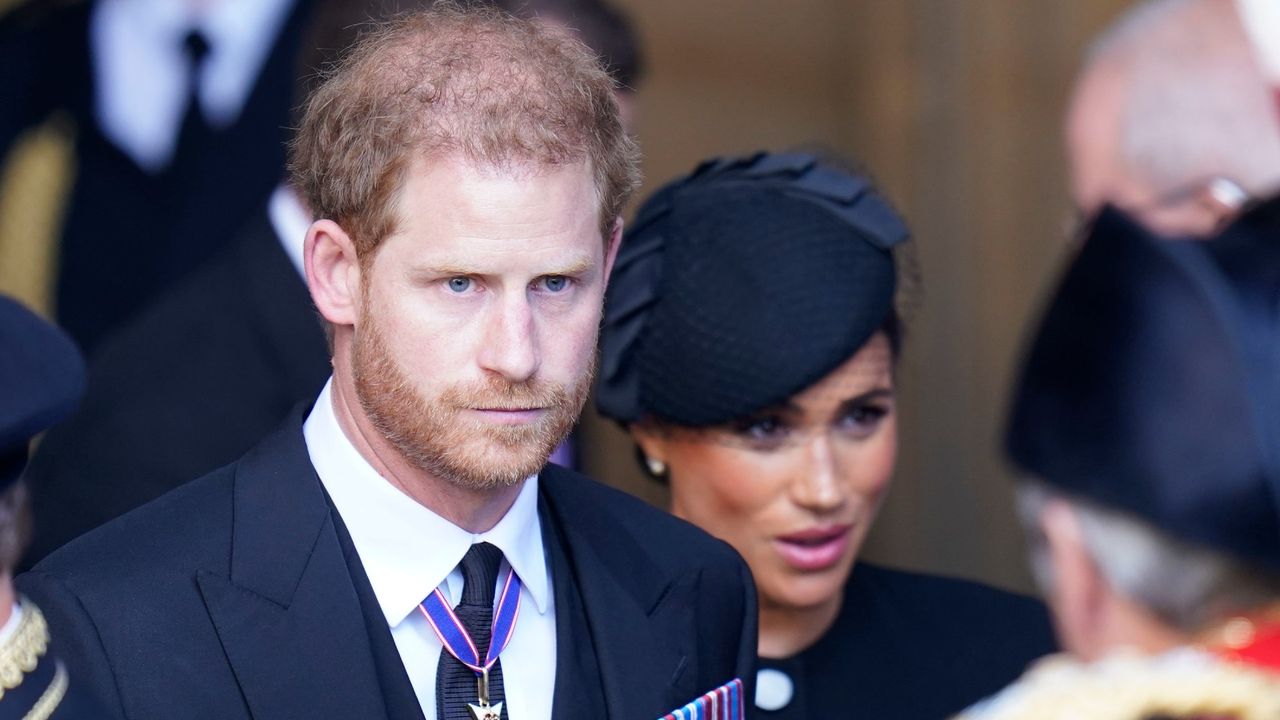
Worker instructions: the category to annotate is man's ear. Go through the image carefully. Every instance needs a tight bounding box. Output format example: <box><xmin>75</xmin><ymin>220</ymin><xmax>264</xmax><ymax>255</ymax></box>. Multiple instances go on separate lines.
<box><xmin>1042</xmin><ymin>499</ymin><xmax>1108</xmax><ymax>660</ymax></box>
<box><xmin>305</xmin><ymin>219</ymin><xmax>362</xmax><ymax>327</ymax></box>
<box><xmin>602</xmin><ymin>216</ymin><xmax>623</xmax><ymax>285</ymax></box>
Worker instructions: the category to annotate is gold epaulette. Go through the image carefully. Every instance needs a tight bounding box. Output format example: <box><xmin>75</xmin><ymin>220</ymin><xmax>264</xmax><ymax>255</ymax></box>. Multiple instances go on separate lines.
<box><xmin>0</xmin><ymin>603</ymin><xmax>49</xmax><ymax>700</ymax></box>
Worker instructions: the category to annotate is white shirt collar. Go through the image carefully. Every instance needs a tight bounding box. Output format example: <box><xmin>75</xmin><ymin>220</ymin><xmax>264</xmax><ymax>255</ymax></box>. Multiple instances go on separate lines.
<box><xmin>303</xmin><ymin>379</ymin><xmax>550</xmax><ymax>627</ymax></box>
<box><xmin>268</xmin><ymin>184</ymin><xmax>310</xmax><ymax>278</ymax></box>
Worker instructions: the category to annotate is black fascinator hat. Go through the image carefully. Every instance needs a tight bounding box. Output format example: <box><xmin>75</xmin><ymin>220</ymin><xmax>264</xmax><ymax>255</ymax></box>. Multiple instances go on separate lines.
<box><xmin>0</xmin><ymin>296</ymin><xmax>86</xmax><ymax>491</ymax></box>
<box><xmin>597</xmin><ymin>151</ymin><xmax>910</xmax><ymax>427</ymax></box>
<box><xmin>1006</xmin><ymin>199</ymin><xmax>1280</xmax><ymax>571</ymax></box>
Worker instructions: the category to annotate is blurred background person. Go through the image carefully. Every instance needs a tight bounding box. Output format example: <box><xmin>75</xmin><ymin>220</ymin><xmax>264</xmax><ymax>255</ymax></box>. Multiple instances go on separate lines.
<box><xmin>957</xmin><ymin>201</ymin><xmax>1280</xmax><ymax>718</ymax></box>
<box><xmin>596</xmin><ymin>151</ymin><xmax>1057</xmax><ymax>719</ymax></box>
<box><xmin>1066</xmin><ymin>0</ymin><xmax>1280</xmax><ymax>237</ymax></box>
<box><xmin>0</xmin><ymin>295</ymin><xmax>101</xmax><ymax>717</ymax></box>
<box><xmin>20</xmin><ymin>0</ymin><xmax>645</xmax><ymax>565</ymax></box>
<box><xmin>0</xmin><ymin>0</ymin><xmax>317</xmax><ymax>352</ymax></box>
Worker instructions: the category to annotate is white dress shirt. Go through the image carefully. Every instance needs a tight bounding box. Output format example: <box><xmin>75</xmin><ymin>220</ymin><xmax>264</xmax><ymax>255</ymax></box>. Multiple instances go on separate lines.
<box><xmin>92</xmin><ymin>0</ymin><xmax>296</xmax><ymax>172</ymax></box>
<box><xmin>304</xmin><ymin>380</ymin><xmax>557</xmax><ymax>720</ymax></box>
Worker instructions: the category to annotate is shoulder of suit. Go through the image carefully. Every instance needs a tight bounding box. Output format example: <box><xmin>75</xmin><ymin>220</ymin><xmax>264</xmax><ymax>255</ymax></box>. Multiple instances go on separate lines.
<box><xmin>27</xmin><ymin>464</ymin><xmax>236</xmax><ymax>586</ymax></box>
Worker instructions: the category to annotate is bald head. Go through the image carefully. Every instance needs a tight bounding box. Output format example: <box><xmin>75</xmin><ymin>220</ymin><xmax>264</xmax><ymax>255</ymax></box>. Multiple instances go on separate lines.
<box><xmin>1067</xmin><ymin>0</ymin><xmax>1280</xmax><ymax>236</ymax></box>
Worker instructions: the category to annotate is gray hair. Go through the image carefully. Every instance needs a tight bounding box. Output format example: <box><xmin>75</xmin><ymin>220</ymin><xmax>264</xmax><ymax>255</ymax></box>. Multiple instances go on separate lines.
<box><xmin>1016</xmin><ymin>480</ymin><xmax>1280</xmax><ymax>633</ymax></box>
<box><xmin>1085</xmin><ymin>0</ymin><xmax>1280</xmax><ymax>198</ymax></box>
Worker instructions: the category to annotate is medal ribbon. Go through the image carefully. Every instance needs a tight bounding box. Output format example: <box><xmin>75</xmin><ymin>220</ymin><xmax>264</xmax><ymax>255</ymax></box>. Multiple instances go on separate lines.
<box><xmin>418</xmin><ymin>567</ymin><xmax>522</xmax><ymax>674</ymax></box>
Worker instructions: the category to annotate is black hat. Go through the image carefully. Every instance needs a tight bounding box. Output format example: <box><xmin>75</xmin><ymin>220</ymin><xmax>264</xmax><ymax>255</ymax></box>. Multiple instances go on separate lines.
<box><xmin>1006</xmin><ymin>200</ymin><xmax>1280</xmax><ymax>571</ymax></box>
<box><xmin>597</xmin><ymin>151</ymin><xmax>909</xmax><ymax>427</ymax></box>
<box><xmin>0</xmin><ymin>296</ymin><xmax>85</xmax><ymax>489</ymax></box>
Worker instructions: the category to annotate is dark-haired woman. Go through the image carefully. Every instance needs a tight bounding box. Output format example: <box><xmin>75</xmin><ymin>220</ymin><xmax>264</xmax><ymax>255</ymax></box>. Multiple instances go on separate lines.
<box><xmin>596</xmin><ymin>152</ymin><xmax>1057</xmax><ymax>719</ymax></box>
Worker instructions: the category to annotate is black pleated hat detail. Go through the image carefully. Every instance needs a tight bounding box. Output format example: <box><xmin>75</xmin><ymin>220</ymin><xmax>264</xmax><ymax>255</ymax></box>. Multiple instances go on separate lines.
<box><xmin>597</xmin><ymin>151</ymin><xmax>909</xmax><ymax>427</ymax></box>
<box><xmin>0</xmin><ymin>296</ymin><xmax>86</xmax><ymax>489</ymax></box>
<box><xmin>1006</xmin><ymin>200</ymin><xmax>1280</xmax><ymax>571</ymax></box>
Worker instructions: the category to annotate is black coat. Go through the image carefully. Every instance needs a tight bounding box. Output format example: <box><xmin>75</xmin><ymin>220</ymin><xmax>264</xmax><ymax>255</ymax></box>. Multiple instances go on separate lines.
<box><xmin>17</xmin><ymin>416</ymin><xmax>758</xmax><ymax>720</ymax></box>
<box><xmin>756</xmin><ymin>562</ymin><xmax>1056</xmax><ymax>719</ymax></box>
<box><xmin>23</xmin><ymin>212</ymin><xmax>330</xmax><ymax>565</ymax></box>
<box><xmin>0</xmin><ymin>0</ymin><xmax>313</xmax><ymax>350</ymax></box>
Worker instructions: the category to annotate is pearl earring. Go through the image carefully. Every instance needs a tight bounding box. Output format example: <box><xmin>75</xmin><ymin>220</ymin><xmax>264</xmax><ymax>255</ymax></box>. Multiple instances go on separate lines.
<box><xmin>645</xmin><ymin>457</ymin><xmax>667</xmax><ymax>477</ymax></box>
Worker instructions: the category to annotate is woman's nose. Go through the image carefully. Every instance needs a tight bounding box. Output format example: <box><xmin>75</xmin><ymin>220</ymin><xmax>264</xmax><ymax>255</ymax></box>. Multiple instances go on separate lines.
<box><xmin>789</xmin><ymin>434</ymin><xmax>846</xmax><ymax>513</ymax></box>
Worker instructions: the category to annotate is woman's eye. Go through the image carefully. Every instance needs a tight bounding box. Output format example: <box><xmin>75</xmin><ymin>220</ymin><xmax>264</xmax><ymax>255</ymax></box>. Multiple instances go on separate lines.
<box><xmin>839</xmin><ymin>404</ymin><xmax>888</xmax><ymax>434</ymax></box>
<box><xmin>447</xmin><ymin>277</ymin><xmax>472</xmax><ymax>293</ymax></box>
<box><xmin>732</xmin><ymin>416</ymin><xmax>786</xmax><ymax>441</ymax></box>
<box><xmin>539</xmin><ymin>276</ymin><xmax>570</xmax><ymax>292</ymax></box>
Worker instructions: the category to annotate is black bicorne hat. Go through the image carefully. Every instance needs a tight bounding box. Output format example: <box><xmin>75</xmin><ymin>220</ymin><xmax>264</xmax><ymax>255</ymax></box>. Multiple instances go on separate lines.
<box><xmin>0</xmin><ymin>296</ymin><xmax>86</xmax><ymax>490</ymax></box>
<box><xmin>1006</xmin><ymin>200</ymin><xmax>1280</xmax><ymax>571</ymax></box>
<box><xmin>597</xmin><ymin>151</ymin><xmax>909</xmax><ymax>427</ymax></box>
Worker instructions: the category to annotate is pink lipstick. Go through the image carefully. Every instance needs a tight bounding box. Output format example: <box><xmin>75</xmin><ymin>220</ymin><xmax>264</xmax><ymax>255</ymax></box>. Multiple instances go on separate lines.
<box><xmin>774</xmin><ymin>525</ymin><xmax>851</xmax><ymax>571</ymax></box>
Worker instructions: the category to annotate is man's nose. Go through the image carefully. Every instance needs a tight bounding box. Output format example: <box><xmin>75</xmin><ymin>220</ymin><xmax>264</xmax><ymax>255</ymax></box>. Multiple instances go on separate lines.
<box><xmin>476</xmin><ymin>291</ymin><xmax>540</xmax><ymax>382</ymax></box>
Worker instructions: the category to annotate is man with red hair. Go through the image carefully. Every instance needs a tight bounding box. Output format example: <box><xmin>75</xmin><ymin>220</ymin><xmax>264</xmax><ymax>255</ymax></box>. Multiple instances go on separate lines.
<box><xmin>19</xmin><ymin>6</ymin><xmax>755</xmax><ymax>720</ymax></box>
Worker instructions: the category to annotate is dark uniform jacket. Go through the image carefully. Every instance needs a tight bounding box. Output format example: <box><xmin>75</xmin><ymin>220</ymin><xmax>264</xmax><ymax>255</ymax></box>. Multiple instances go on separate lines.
<box><xmin>0</xmin><ymin>602</ymin><xmax>105</xmax><ymax>719</ymax></box>
<box><xmin>17</xmin><ymin>417</ymin><xmax>758</xmax><ymax>720</ymax></box>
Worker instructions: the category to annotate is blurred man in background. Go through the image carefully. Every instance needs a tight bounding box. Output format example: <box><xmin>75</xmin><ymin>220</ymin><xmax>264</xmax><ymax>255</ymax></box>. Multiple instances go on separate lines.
<box><xmin>1066</xmin><ymin>0</ymin><xmax>1280</xmax><ymax>237</ymax></box>
<box><xmin>0</xmin><ymin>0</ymin><xmax>316</xmax><ymax>351</ymax></box>
<box><xmin>957</xmin><ymin>202</ymin><xmax>1280</xmax><ymax>718</ymax></box>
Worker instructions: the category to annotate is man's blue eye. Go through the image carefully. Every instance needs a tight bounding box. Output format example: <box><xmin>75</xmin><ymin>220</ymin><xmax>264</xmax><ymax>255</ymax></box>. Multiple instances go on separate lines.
<box><xmin>447</xmin><ymin>277</ymin><xmax>472</xmax><ymax>293</ymax></box>
<box><xmin>543</xmin><ymin>276</ymin><xmax>568</xmax><ymax>292</ymax></box>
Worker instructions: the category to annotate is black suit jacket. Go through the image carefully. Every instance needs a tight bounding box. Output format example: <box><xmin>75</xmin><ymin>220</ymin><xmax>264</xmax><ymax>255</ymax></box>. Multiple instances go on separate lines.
<box><xmin>17</xmin><ymin>416</ymin><xmax>758</xmax><ymax>720</ymax></box>
<box><xmin>0</xmin><ymin>0</ymin><xmax>313</xmax><ymax>350</ymax></box>
<box><xmin>24</xmin><ymin>211</ymin><xmax>331</xmax><ymax>565</ymax></box>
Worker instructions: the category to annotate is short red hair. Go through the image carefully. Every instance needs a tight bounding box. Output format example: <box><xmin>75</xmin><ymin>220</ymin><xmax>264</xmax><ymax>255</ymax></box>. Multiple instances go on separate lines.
<box><xmin>289</xmin><ymin>3</ymin><xmax>641</xmax><ymax>257</ymax></box>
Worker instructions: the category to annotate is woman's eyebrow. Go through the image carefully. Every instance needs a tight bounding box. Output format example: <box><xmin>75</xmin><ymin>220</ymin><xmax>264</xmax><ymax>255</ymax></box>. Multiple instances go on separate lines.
<box><xmin>835</xmin><ymin>388</ymin><xmax>895</xmax><ymax>409</ymax></box>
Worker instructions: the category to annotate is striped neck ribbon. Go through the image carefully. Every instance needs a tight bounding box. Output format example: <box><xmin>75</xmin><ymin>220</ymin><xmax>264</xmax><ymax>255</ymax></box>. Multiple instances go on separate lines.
<box><xmin>418</xmin><ymin>567</ymin><xmax>522</xmax><ymax>674</ymax></box>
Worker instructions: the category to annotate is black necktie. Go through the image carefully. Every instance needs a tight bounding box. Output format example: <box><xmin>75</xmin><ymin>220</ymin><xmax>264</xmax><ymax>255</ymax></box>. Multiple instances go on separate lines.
<box><xmin>171</xmin><ymin>30</ymin><xmax>213</xmax><ymax>172</ymax></box>
<box><xmin>437</xmin><ymin>543</ymin><xmax>508</xmax><ymax>720</ymax></box>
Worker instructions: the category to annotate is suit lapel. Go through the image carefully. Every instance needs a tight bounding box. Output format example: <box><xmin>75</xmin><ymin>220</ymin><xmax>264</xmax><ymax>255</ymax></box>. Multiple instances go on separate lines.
<box><xmin>539</xmin><ymin>467</ymin><xmax>697</xmax><ymax>720</ymax></box>
<box><xmin>197</xmin><ymin>418</ymin><xmax>389</xmax><ymax>720</ymax></box>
